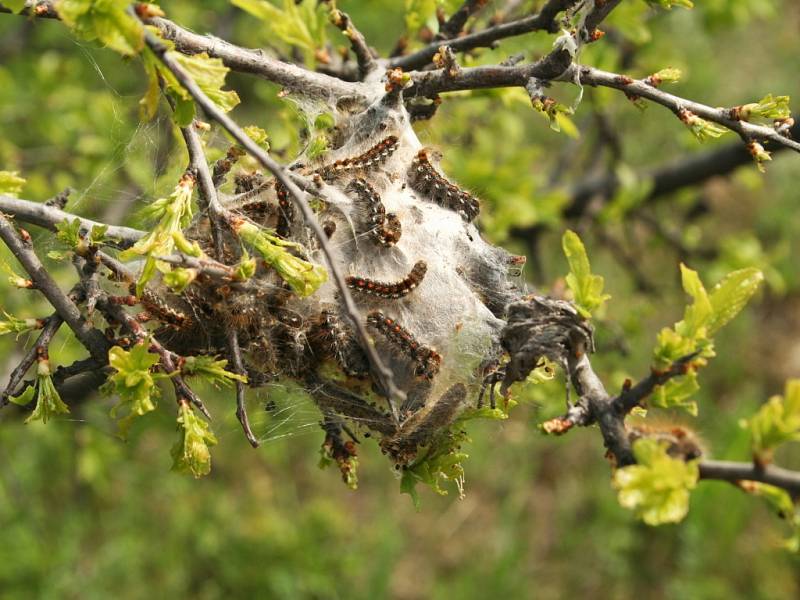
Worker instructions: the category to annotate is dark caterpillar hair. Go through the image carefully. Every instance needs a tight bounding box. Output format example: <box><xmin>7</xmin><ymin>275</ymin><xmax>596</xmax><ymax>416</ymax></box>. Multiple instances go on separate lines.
<box><xmin>346</xmin><ymin>261</ymin><xmax>427</xmax><ymax>299</ymax></box>
<box><xmin>408</xmin><ymin>149</ymin><xmax>480</xmax><ymax>222</ymax></box>
<box><xmin>346</xmin><ymin>177</ymin><xmax>403</xmax><ymax>247</ymax></box>
<box><xmin>317</xmin><ymin>135</ymin><xmax>399</xmax><ymax>182</ymax></box>
<box><xmin>275</xmin><ymin>182</ymin><xmax>294</xmax><ymax>239</ymax></box>
<box><xmin>309</xmin><ymin>310</ymin><xmax>370</xmax><ymax>378</ymax></box>
<box><xmin>367</xmin><ymin>310</ymin><xmax>441</xmax><ymax>379</ymax></box>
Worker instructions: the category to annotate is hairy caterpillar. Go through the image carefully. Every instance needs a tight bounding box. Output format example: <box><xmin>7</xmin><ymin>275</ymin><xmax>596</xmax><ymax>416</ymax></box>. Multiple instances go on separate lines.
<box><xmin>308</xmin><ymin>310</ymin><xmax>370</xmax><ymax>378</ymax></box>
<box><xmin>346</xmin><ymin>260</ymin><xmax>427</xmax><ymax>299</ymax></box>
<box><xmin>346</xmin><ymin>177</ymin><xmax>403</xmax><ymax>246</ymax></box>
<box><xmin>367</xmin><ymin>310</ymin><xmax>442</xmax><ymax>379</ymax></box>
<box><xmin>316</xmin><ymin>135</ymin><xmax>399</xmax><ymax>182</ymax></box>
<box><xmin>408</xmin><ymin>149</ymin><xmax>480</xmax><ymax>222</ymax></box>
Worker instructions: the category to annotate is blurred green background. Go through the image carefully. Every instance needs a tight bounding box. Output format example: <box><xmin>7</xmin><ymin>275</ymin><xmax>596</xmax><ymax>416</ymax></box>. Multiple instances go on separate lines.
<box><xmin>1</xmin><ymin>1</ymin><xmax>799</xmax><ymax>598</ymax></box>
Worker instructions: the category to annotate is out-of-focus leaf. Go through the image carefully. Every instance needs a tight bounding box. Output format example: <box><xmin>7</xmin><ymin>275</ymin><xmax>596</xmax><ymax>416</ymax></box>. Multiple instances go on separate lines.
<box><xmin>741</xmin><ymin>380</ymin><xmax>800</xmax><ymax>463</ymax></box>
<box><xmin>56</xmin><ymin>0</ymin><xmax>144</xmax><ymax>56</ymax></box>
<box><xmin>562</xmin><ymin>230</ymin><xmax>610</xmax><ymax>318</ymax></box>
<box><xmin>0</xmin><ymin>170</ymin><xmax>25</xmax><ymax>196</ymax></box>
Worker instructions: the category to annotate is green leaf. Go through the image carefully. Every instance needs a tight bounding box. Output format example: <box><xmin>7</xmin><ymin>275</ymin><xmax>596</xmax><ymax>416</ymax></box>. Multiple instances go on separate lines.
<box><xmin>2</xmin><ymin>0</ymin><xmax>26</xmax><ymax>13</ymax></box>
<box><xmin>11</xmin><ymin>359</ymin><xmax>70</xmax><ymax>424</ymax></box>
<box><xmin>171</xmin><ymin>402</ymin><xmax>217</xmax><ymax>478</ymax></box>
<box><xmin>55</xmin><ymin>218</ymin><xmax>83</xmax><ymax>248</ymax></box>
<box><xmin>738</xmin><ymin>94</ymin><xmax>791</xmax><ymax>121</ymax></box>
<box><xmin>104</xmin><ymin>343</ymin><xmax>162</xmax><ymax>438</ymax></box>
<box><xmin>119</xmin><ymin>173</ymin><xmax>197</xmax><ymax>295</ymax></box>
<box><xmin>182</xmin><ymin>355</ymin><xmax>247</xmax><ymax>387</ymax></box>
<box><xmin>173</xmin><ymin>52</ymin><xmax>241</xmax><ymax>114</ymax></box>
<box><xmin>0</xmin><ymin>312</ymin><xmax>41</xmax><ymax>337</ymax></box>
<box><xmin>739</xmin><ymin>481</ymin><xmax>800</xmax><ymax>552</ymax></box>
<box><xmin>561</xmin><ymin>230</ymin><xmax>610</xmax><ymax>318</ymax></box>
<box><xmin>741</xmin><ymin>379</ymin><xmax>800</xmax><ymax>463</ymax></box>
<box><xmin>650</xmin><ymin>371</ymin><xmax>700</xmax><ymax>416</ymax></box>
<box><xmin>140</xmin><ymin>39</ymin><xmax>240</xmax><ymax>123</ymax></box>
<box><xmin>55</xmin><ymin>0</ymin><xmax>144</xmax><ymax>56</ymax></box>
<box><xmin>0</xmin><ymin>170</ymin><xmax>25</xmax><ymax>196</ymax></box>
<box><xmin>235</xmin><ymin>220</ymin><xmax>327</xmax><ymax>297</ymax></box>
<box><xmin>613</xmin><ymin>438</ymin><xmax>699</xmax><ymax>526</ymax></box>
<box><xmin>706</xmin><ymin>267</ymin><xmax>763</xmax><ymax>335</ymax></box>
<box><xmin>162</xmin><ymin>267</ymin><xmax>197</xmax><ymax>294</ymax></box>
<box><xmin>645</xmin><ymin>0</ymin><xmax>694</xmax><ymax>9</ymax></box>
<box><xmin>231</xmin><ymin>0</ymin><xmax>328</xmax><ymax>67</ymax></box>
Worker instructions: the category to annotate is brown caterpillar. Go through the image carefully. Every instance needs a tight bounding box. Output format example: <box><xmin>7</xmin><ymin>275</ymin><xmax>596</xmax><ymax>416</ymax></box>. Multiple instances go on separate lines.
<box><xmin>346</xmin><ymin>177</ymin><xmax>403</xmax><ymax>247</ymax></box>
<box><xmin>627</xmin><ymin>421</ymin><xmax>705</xmax><ymax>461</ymax></box>
<box><xmin>346</xmin><ymin>261</ymin><xmax>427</xmax><ymax>299</ymax></box>
<box><xmin>317</xmin><ymin>135</ymin><xmax>399</xmax><ymax>182</ymax></box>
<box><xmin>308</xmin><ymin>310</ymin><xmax>369</xmax><ymax>378</ymax></box>
<box><xmin>408</xmin><ymin>149</ymin><xmax>480</xmax><ymax>222</ymax></box>
<box><xmin>382</xmin><ymin>383</ymin><xmax>466</xmax><ymax>463</ymax></box>
<box><xmin>367</xmin><ymin>310</ymin><xmax>441</xmax><ymax>379</ymax></box>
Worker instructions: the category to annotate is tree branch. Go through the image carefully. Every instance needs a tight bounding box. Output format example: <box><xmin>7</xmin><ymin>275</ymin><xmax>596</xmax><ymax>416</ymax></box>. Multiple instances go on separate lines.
<box><xmin>563</xmin><ymin>119</ymin><xmax>800</xmax><ymax>219</ymax></box>
<box><xmin>331</xmin><ymin>9</ymin><xmax>378</xmax><ymax>79</ymax></box>
<box><xmin>698</xmin><ymin>460</ymin><xmax>800</xmax><ymax>497</ymax></box>
<box><xmin>0</xmin><ymin>214</ymin><xmax>110</xmax><ymax>361</ymax></box>
<box><xmin>0</xmin><ymin>195</ymin><xmax>145</xmax><ymax>248</ymax></box>
<box><xmin>146</xmin><ymin>15</ymin><xmax>362</xmax><ymax>100</ymax></box>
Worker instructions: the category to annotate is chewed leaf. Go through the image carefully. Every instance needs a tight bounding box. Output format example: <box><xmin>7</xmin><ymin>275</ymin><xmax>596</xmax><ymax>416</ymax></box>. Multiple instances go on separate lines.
<box><xmin>613</xmin><ymin>438</ymin><xmax>699</xmax><ymax>525</ymax></box>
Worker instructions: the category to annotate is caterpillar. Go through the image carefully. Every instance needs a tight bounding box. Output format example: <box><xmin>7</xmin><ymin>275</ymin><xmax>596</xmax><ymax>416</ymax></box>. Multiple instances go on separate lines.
<box><xmin>309</xmin><ymin>310</ymin><xmax>369</xmax><ymax>378</ymax></box>
<box><xmin>627</xmin><ymin>421</ymin><xmax>705</xmax><ymax>461</ymax></box>
<box><xmin>382</xmin><ymin>383</ymin><xmax>466</xmax><ymax>463</ymax></box>
<box><xmin>408</xmin><ymin>149</ymin><xmax>480</xmax><ymax>222</ymax></box>
<box><xmin>346</xmin><ymin>177</ymin><xmax>403</xmax><ymax>247</ymax></box>
<box><xmin>366</xmin><ymin>310</ymin><xmax>441</xmax><ymax>379</ymax></box>
<box><xmin>346</xmin><ymin>261</ymin><xmax>427</xmax><ymax>299</ymax></box>
<box><xmin>316</xmin><ymin>135</ymin><xmax>399</xmax><ymax>182</ymax></box>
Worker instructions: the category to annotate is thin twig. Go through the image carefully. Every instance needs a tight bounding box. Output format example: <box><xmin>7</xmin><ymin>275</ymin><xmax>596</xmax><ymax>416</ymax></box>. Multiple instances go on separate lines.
<box><xmin>331</xmin><ymin>9</ymin><xmax>378</xmax><ymax>79</ymax></box>
<box><xmin>181</xmin><ymin>122</ymin><xmax>229</xmax><ymax>260</ymax></box>
<box><xmin>227</xmin><ymin>329</ymin><xmax>259</xmax><ymax>447</ymax></box>
<box><xmin>389</xmin><ymin>0</ymin><xmax>577</xmax><ymax>70</ymax></box>
<box><xmin>138</xmin><ymin>22</ymin><xmax>405</xmax><ymax>422</ymax></box>
<box><xmin>435</xmin><ymin>0</ymin><xmax>489</xmax><ymax>41</ymax></box>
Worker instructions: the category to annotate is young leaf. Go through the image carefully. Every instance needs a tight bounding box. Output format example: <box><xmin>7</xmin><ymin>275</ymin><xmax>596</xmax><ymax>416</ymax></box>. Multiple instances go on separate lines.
<box><xmin>181</xmin><ymin>355</ymin><xmax>247</xmax><ymax>388</ymax></box>
<box><xmin>706</xmin><ymin>267</ymin><xmax>763</xmax><ymax>335</ymax></box>
<box><xmin>104</xmin><ymin>343</ymin><xmax>162</xmax><ymax>438</ymax></box>
<box><xmin>10</xmin><ymin>359</ymin><xmax>70</xmax><ymax>424</ymax></box>
<box><xmin>613</xmin><ymin>438</ymin><xmax>699</xmax><ymax>526</ymax></box>
<box><xmin>562</xmin><ymin>230</ymin><xmax>610</xmax><ymax>318</ymax></box>
<box><xmin>119</xmin><ymin>172</ymin><xmax>196</xmax><ymax>295</ymax></box>
<box><xmin>55</xmin><ymin>0</ymin><xmax>144</xmax><ymax>56</ymax></box>
<box><xmin>235</xmin><ymin>220</ymin><xmax>327</xmax><ymax>297</ymax></box>
<box><xmin>0</xmin><ymin>312</ymin><xmax>42</xmax><ymax>337</ymax></box>
<box><xmin>0</xmin><ymin>170</ymin><xmax>25</xmax><ymax>196</ymax></box>
<box><xmin>171</xmin><ymin>402</ymin><xmax>218</xmax><ymax>478</ymax></box>
<box><xmin>741</xmin><ymin>380</ymin><xmax>800</xmax><ymax>464</ymax></box>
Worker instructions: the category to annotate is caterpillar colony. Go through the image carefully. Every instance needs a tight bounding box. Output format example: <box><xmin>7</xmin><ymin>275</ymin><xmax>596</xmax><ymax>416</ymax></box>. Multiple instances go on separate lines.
<box><xmin>157</xmin><ymin>78</ymin><xmax>526</xmax><ymax>486</ymax></box>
